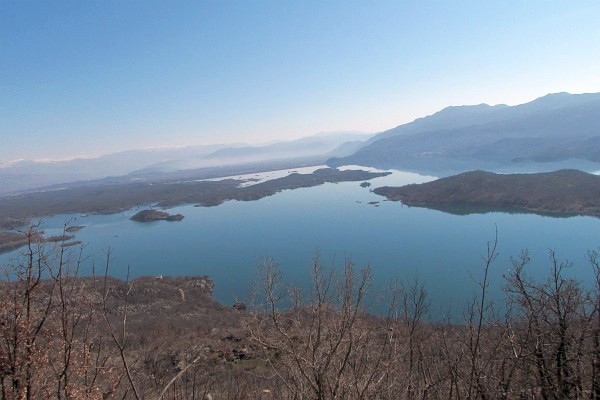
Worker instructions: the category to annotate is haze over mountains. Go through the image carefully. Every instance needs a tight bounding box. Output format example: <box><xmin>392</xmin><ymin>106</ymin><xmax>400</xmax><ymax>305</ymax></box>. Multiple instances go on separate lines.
<box><xmin>3</xmin><ymin>92</ymin><xmax>600</xmax><ymax>196</ymax></box>
<box><xmin>329</xmin><ymin>92</ymin><xmax>600</xmax><ymax>173</ymax></box>
<box><xmin>0</xmin><ymin>132</ymin><xmax>369</xmax><ymax>195</ymax></box>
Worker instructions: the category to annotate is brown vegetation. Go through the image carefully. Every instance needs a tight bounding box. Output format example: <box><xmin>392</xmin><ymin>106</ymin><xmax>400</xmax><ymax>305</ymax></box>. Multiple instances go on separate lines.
<box><xmin>2</xmin><ymin>228</ymin><xmax>600</xmax><ymax>399</ymax></box>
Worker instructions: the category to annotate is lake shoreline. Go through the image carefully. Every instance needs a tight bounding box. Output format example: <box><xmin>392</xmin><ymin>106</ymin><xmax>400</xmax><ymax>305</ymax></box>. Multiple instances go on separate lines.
<box><xmin>0</xmin><ymin>167</ymin><xmax>390</xmax><ymax>253</ymax></box>
<box><xmin>0</xmin><ymin>167</ymin><xmax>390</xmax><ymax>223</ymax></box>
<box><xmin>374</xmin><ymin>169</ymin><xmax>600</xmax><ymax>218</ymax></box>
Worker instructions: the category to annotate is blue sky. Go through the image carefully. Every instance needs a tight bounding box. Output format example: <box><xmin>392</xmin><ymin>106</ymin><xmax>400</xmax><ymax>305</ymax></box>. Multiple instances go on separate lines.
<box><xmin>1</xmin><ymin>1</ymin><xmax>600</xmax><ymax>163</ymax></box>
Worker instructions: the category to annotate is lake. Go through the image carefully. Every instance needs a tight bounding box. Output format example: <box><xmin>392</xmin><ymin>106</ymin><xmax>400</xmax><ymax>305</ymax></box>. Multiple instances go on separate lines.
<box><xmin>2</xmin><ymin>167</ymin><xmax>599</xmax><ymax>321</ymax></box>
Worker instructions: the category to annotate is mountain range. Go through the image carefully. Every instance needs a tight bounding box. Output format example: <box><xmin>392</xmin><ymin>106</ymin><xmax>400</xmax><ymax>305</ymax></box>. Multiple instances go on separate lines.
<box><xmin>0</xmin><ymin>132</ymin><xmax>370</xmax><ymax>195</ymax></box>
<box><xmin>329</xmin><ymin>92</ymin><xmax>600</xmax><ymax>173</ymax></box>
<box><xmin>3</xmin><ymin>92</ymin><xmax>600</xmax><ymax>196</ymax></box>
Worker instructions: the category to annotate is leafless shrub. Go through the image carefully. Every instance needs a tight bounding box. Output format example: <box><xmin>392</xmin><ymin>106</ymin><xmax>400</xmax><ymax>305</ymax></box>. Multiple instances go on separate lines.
<box><xmin>245</xmin><ymin>253</ymin><xmax>439</xmax><ymax>400</ymax></box>
<box><xmin>4</xmin><ymin>225</ymin><xmax>600</xmax><ymax>400</ymax></box>
<box><xmin>0</xmin><ymin>223</ymin><xmax>121</xmax><ymax>399</ymax></box>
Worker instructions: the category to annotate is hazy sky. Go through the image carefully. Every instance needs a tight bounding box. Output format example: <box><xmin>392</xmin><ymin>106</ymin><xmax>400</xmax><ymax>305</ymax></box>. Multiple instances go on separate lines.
<box><xmin>2</xmin><ymin>1</ymin><xmax>600</xmax><ymax>163</ymax></box>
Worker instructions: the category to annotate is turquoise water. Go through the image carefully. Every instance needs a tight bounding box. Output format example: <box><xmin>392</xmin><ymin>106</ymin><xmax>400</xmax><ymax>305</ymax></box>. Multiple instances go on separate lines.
<box><xmin>2</xmin><ymin>169</ymin><xmax>599</xmax><ymax>320</ymax></box>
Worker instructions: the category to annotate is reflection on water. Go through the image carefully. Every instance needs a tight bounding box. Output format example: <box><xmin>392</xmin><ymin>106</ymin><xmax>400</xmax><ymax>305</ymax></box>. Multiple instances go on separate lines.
<box><xmin>198</xmin><ymin>165</ymin><xmax>327</xmax><ymax>187</ymax></box>
<box><xmin>1</xmin><ymin>168</ymin><xmax>599</xmax><ymax>321</ymax></box>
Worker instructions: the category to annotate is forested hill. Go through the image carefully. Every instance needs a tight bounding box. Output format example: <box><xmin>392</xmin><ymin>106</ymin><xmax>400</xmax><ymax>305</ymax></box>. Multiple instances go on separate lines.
<box><xmin>374</xmin><ymin>169</ymin><xmax>600</xmax><ymax>217</ymax></box>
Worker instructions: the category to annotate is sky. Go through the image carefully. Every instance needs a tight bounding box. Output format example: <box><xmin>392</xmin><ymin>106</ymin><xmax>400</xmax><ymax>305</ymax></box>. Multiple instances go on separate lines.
<box><xmin>1</xmin><ymin>1</ymin><xmax>600</xmax><ymax>163</ymax></box>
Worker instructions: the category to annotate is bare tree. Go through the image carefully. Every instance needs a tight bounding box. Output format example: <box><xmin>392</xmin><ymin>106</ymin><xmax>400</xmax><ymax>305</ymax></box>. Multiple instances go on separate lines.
<box><xmin>503</xmin><ymin>250</ymin><xmax>597</xmax><ymax>399</ymax></box>
<box><xmin>246</xmin><ymin>254</ymin><xmax>402</xmax><ymax>400</ymax></box>
<box><xmin>0</xmin><ymin>223</ymin><xmax>120</xmax><ymax>399</ymax></box>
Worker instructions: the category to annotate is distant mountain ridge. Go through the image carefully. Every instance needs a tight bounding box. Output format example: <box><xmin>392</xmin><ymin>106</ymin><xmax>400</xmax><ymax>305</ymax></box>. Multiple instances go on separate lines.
<box><xmin>0</xmin><ymin>132</ymin><xmax>371</xmax><ymax>195</ymax></box>
<box><xmin>5</xmin><ymin>92</ymin><xmax>600</xmax><ymax>195</ymax></box>
<box><xmin>329</xmin><ymin>92</ymin><xmax>600</xmax><ymax>173</ymax></box>
<box><xmin>200</xmin><ymin>132</ymin><xmax>370</xmax><ymax>164</ymax></box>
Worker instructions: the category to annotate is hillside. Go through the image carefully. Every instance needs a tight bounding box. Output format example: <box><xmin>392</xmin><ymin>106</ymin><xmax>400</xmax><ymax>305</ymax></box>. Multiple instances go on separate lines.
<box><xmin>374</xmin><ymin>169</ymin><xmax>600</xmax><ymax>217</ymax></box>
<box><xmin>4</xmin><ymin>255</ymin><xmax>600</xmax><ymax>399</ymax></box>
<box><xmin>329</xmin><ymin>92</ymin><xmax>600</xmax><ymax>172</ymax></box>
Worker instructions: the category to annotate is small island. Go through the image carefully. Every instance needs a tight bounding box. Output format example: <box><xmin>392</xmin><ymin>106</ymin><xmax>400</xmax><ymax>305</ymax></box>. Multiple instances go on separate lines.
<box><xmin>373</xmin><ymin>169</ymin><xmax>600</xmax><ymax>218</ymax></box>
<box><xmin>62</xmin><ymin>241</ymin><xmax>83</xmax><ymax>247</ymax></box>
<box><xmin>130</xmin><ymin>209</ymin><xmax>185</xmax><ymax>222</ymax></box>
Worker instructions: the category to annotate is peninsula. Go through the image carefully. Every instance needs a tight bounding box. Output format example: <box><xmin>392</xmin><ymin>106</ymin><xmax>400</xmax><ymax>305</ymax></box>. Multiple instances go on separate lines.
<box><xmin>0</xmin><ymin>168</ymin><xmax>390</xmax><ymax>220</ymax></box>
<box><xmin>0</xmin><ymin>232</ymin><xmax>36</xmax><ymax>254</ymax></box>
<box><xmin>0</xmin><ymin>168</ymin><xmax>389</xmax><ymax>254</ymax></box>
<box><xmin>374</xmin><ymin>169</ymin><xmax>600</xmax><ymax>217</ymax></box>
<box><xmin>0</xmin><ymin>231</ymin><xmax>75</xmax><ymax>254</ymax></box>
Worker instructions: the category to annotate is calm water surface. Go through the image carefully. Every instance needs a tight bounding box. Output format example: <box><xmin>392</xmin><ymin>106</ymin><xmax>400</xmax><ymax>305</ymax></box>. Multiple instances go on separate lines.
<box><xmin>2</xmin><ymin>168</ymin><xmax>599</xmax><ymax>320</ymax></box>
